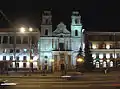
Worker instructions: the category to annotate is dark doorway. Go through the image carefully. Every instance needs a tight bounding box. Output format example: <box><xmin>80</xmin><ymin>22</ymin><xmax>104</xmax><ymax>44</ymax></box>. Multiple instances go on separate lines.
<box><xmin>59</xmin><ymin>43</ymin><xmax>64</xmax><ymax>50</ymax></box>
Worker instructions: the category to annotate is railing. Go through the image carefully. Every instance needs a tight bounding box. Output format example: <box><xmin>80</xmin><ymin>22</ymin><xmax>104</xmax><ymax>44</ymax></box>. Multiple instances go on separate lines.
<box><xmin>52</xmin><ymin>49</ymin><xmax>72</xmax><ymax>51</ymax></box>
<box><xmin>90</xmin><ymin>47</ymin><xmax>120</xmax><ymax>49</ymax></box>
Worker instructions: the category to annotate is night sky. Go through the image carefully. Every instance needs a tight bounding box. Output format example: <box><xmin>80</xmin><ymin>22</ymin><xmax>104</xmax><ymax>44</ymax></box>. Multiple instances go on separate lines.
<box><xmin>0</xmin><ymin>0</ymin><xmax>120</xmax><ymax>31</ymax></box>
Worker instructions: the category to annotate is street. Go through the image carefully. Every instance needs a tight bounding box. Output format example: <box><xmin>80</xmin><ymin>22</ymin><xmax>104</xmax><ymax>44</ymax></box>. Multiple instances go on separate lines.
<box><xmin>1</xmin><ymin>73</ymin><xmax>120</xmax><ymax>89</ymax></box>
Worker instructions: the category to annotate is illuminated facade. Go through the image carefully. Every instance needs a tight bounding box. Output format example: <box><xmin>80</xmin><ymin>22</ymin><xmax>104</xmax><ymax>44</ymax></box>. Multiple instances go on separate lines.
<box><xmin>38</xmin><ymin>11</ymin><xmax>84</xmax><ymax>71</ymax></box>
<box><xmin>86</xmin><ymin>32</ymin><xmax>120</xmax><ymax>68</ymax></box>
<box><xmin>0</xmin><ymin>28</ymin><xmax>40</xmax><ymax>69</ymax></box>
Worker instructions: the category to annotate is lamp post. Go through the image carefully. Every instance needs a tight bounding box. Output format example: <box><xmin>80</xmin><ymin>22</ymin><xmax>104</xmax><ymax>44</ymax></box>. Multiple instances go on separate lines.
<box><xmin>113</xmin><ymin>32</ymin><xmax>116</xmax><ymax>67</ymax></box>
<box><xmin>13</xmin><ymin>28</ymin><xmax>17</xmax><ymax>72</ymax></box>
<box><xmin>29</xmin><ymin>28</ymin><xmax>33</xmax><ymax>72</ymax></box>
<box><xmin>50</xmin><ymin>59</ymin><xmax>54</xmax><ymax>73</ymax></box>
<box><xmin>20</xmin><ymin>27</ymin><xmax>33</xmax><ymax>74</ymax></box>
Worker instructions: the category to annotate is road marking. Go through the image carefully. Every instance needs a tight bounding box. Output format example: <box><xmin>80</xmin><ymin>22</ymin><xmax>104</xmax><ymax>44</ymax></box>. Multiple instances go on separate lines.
<box><xmin>61</xmin><ymin>76</ymin><xmax>71</xmax><ymax>78</ymax></box>
<box><xmin>15</xmin><ymin>79</ymin><xmax>66</xmax><ymax>82</ymax></box>
<box><xmin>16</xmin><ymin>85</ymin><xmax>41</xmax><ymax>88</ymax></box>
<box><xmin>1</xmin><ymin>83</ymin><xmax>17</xmax><ymax>86</ymax></box>
<box><xmin>17</xmin><ymin>81</ymin><xmax>117</xmax><ymax>84</ymax></box>
<box><xmin>52</xmin><ymin>84</ymin><xmax>91</xmax><ymax>87</ymax></box>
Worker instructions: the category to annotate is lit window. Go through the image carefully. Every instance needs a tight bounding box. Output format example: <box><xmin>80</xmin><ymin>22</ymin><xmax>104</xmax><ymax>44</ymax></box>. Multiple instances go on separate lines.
<box><xmin>106</xmin><ymin>59</ymin><xmax>110</xmax><ymax>63</ymax></box>
<box><xmin>99</xmin><ymin>54</ymin><xmax>103</xmax><ymax>59</ymax></box>
<box><xmin>103</xmin><ymin>61</ymin><xmax>107</xmax><ymax>68</ymax></box>
<box><xmin>113</xmin><ymin>54</ymin><xmax>117</xmax><ymax>58</ymax></box>
<box><xmin>96</xmin><ymin>61</ymin><xmax>100</xmax><ymax>68</ymax></box>
<box><xmin>106</xmin><ymin>44</ymin><xmax>110</xmax><ymax>49</ymax></box>
<box><xmin>106</xmin><ymin>53</ymin><xmax>110</xmax><ymax>58</ymax></box>
<box><xmin>23</xmin><ymin>49</ymin><xmax>27</xmax><ymax>52</ymax></box>
<box><xmin>100</xmin><ymin>59</ymin><xmax>103</xmax><ymax>62</ymax></box>
<box><xmin>92</xmin><ymin>44</ymin><xmax>97</xmax><ymax>49</ymax></box>
<box><xmin>93</xmin><ymin>62</ymin><xmax>95</xmax><ymax>65</ymax></box>
<box><xmin>92</xmin><ymin>54</ymin><xmax>96</xmax><ymax>59</ymax></box>
<box><xmin>110</xmin><ymin>61</ymin><xmax>113</xmax><ymax>67</ymax></box>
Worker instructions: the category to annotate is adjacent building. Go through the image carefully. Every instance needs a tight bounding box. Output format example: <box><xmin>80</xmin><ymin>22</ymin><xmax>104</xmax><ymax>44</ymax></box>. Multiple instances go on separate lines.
<box><xmin>0</xmin><ymin>28</ymin><xmax>40</xmax><ymax>69</ymax></box>
<box><xmin>85</xmin><ymin>31</ymin><xmax>120</xmax><ymax>68</ymax></box>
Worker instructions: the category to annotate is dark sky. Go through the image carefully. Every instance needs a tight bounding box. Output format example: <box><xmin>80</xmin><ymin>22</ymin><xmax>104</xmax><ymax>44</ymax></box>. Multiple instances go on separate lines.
<box><xmin>0</xmin><ymin>0</ymin><xmax>120</xmax><ymax>31</ymax></box>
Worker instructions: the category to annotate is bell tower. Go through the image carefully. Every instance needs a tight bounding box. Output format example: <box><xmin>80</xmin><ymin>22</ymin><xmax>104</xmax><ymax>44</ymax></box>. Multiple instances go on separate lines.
<box><xmin>71</xmin><ymin>11</ymin><xmax>84</xmax><ymax>51</ymax></box>
<box><xmin>71</xmin><ymin>11</ymin><xmax>82</xmax><ymax>37</ymax></box>
<box><xmin>40</xmin><ymin>11</ymin><xmax>52</xmax><ymax>36</ymax></box>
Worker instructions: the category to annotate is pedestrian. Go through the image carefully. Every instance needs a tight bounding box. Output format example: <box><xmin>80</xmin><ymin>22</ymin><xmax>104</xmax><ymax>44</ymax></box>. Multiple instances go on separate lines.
<box><xmin>104</xmin><ymin>68</ymin><xmax>108</xmax><ymax>74</ymax></box>
<box><xmin>42</xmin><ymin>64</ymin><xmax>47</xmax><ymax>76</ymax></box>
<box><xmin>61</xmin><ymin>64</ymin><xmax>65</xmax><ymax>76</ymax></box>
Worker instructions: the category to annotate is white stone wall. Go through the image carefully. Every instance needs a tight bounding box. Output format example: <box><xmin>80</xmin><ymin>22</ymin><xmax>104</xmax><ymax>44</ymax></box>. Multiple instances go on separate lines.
<box><xmin>71</xmin><ymin>38</ymin><xmax>82</xmax><ymax>51</ymax></box>
<box><xmin>0</xmin><ymin>29</ymin><xmax>40</xmax><ymax>69</ymax></box>
<box><xmin>40</xmin><ymin>25</ymin><xmax>52</xmax><ymax>36</ymax></box>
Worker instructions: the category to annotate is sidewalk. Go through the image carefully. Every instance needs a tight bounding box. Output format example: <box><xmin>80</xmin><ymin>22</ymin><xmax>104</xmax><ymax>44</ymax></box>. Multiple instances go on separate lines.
<box><xmin>0</xmin><ymin>71</ymin><xmax>62</xmax><ymax>78</ymax></box>
<box><xmin>0</xmin><ymin>71</ymin><xmax>119</xmax><ymax>78</ymax></box>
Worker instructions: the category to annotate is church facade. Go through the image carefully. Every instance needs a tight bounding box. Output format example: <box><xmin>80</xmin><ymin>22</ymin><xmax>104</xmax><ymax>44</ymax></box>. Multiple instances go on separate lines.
<box><xmin>38</xmin><ymin>11</ymin><xmax>85</xmax><ymax>71</ymax></box>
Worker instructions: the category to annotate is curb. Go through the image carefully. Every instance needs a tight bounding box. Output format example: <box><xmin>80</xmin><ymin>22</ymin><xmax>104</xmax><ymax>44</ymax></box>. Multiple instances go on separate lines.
<box><xmin>0</xmin><ymin>76</ymin><xmax>62</xmax><ymax>79</ymax></box>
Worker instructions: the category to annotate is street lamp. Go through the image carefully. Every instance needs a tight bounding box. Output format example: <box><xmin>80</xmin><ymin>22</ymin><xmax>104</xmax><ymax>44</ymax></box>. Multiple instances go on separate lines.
<box><xmin>29</xmin><ymin>28</ymin><xmax>33</xmax><ymax>32</ymax></box>
<box><xmin>77</xmin><ymin>57</ymin><xmax>84</xmax><ymax>63</ymax></box>
<box><xmin>76</xmin><ymin>56</ymin><xmax>84</xmax><ymax>72</ymax></box>
<box><xmin>20</xmin><ymin>27</ymin><xmax>25</xmax><ymax>33</ymax></box>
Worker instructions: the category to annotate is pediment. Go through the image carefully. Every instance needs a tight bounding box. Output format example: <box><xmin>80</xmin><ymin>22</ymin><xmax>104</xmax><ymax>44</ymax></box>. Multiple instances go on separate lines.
<box><xmin>53</xmin><ymin>22</ymin><xmax>70</xmax><ymax>36</ymax></box>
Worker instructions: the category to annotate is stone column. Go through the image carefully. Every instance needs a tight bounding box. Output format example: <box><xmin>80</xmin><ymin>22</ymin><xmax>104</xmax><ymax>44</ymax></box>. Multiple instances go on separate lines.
<box><xmin>1</xmin><ymin>36</ymin><xmax>3</xmax><ymax>44</ymax></box>
<box><xmin>68</xmin><ymin>55</ymin><xmax>72</xmax><ymax>70</ymax></box>
<box><xmin>65</xmin><ymin>54</ymin><xmax>68</xmax><ymax>70</ymax></box>
<box><xmin>57</xmin><ymin>54</ymin><xmax>60</xmax><ymax>71</ymax></box>
<box><xmin>57</xmin><ymin>39</ymin><xmax>59</xmax><ymax>49</ymax></box>
<box><xmin>8</xmin><ymin>36</ymin><xmax>10</xmax><ymax>44</ymax></box>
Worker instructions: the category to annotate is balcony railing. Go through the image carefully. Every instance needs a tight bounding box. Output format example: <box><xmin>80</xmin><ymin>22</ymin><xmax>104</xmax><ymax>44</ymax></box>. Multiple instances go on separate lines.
<box><xmin>90</xmin><ymin>47</ymin><xmax>120</xmax><ymax>49</ymax></box>
<box><xmin>52</xmin><ymin>49</ymin><xmax>72</xmax><ymax>51</ymax></box>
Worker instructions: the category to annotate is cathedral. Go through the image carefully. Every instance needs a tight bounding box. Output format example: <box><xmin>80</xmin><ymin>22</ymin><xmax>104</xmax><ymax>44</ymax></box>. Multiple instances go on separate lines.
<box><xmin>38</xmin><ymin>11</ymin><xmax>85</xmax><ymax>71</ymax></box>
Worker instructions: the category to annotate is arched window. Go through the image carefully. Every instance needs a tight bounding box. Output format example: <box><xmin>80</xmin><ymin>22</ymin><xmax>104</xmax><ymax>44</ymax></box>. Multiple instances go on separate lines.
<box><xmin>75</xmin><ymin>19</ymin><xmax>79</xmax><ymax>24</ymax></box>
<box><xmin>110</xmin><ymin>61</ymin><xmax>113</xmax><ymax>67</ymax></box>
<box><xmin>75</xmin><ymin>30</ymin><xmax>78</xmax><ymax>36</ymax></box>
<box><xmin>46</xmin><ymin>19</ymin><xmax>48</xmax><ymax>24</ymax></box>
<box><xmin>45</xmin><ymin>29</ymin><xmax>48</xmax><ymax>35</ymax></box>
<box><xmin>96</xmin><ymin>61</ymin><xmax>100</xmax><ymax>68</ymax></box>
<box><xmin>103</xmin><ymin>61</ymin><xmax>107</xmax><ymax>68</ymax></box>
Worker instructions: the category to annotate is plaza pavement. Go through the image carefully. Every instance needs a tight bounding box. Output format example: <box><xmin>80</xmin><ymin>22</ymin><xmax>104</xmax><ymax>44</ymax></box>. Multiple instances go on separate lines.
<box><xmin>0</xmin><ymin>71</ymin><xmax>120</xmax><ymax>79</ymax></box>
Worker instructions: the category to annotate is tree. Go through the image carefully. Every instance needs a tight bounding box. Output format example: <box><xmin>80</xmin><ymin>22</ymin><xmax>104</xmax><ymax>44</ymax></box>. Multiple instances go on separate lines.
<box><xmin>76</xmin><ymin>47</ymin><xmax>84</xmax><ymax>72</ymax></box>
<box><xmin>77</xmin><ymin>47</ymin><xmax>83</xmax><ymax>57</ymax></box>
<box><xmin>84</xmin><ymin>41</ymin><xmax>94</xmax><ymax>71</ymax></box>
